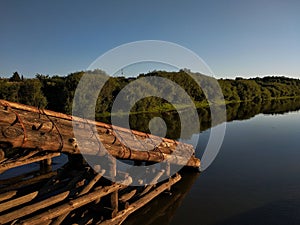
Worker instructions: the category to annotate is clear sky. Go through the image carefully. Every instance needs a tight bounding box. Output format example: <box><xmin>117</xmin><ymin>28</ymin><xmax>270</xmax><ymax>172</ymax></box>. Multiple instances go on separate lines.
<box><xmin>0</xmin><ymin>0</ymin><xmax>299</xmax><ymax>78</ymax></box>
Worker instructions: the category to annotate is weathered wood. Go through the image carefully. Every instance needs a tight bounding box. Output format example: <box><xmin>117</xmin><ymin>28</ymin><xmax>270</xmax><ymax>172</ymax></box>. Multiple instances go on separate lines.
<box><xmin>164</xmin><ymin>162</ymin><xmax>171</xmax><ymax>177</ymax></box>
<box><xmin>50</xmin><ymin>169</ymin><xmax>106</xmax><ymax>225</ymax></box>
<box><xmin>0</xmin><ymin>169</ymin><xmax>40</xmax><ymax>186</ymax></box>
<box><xmin>0</xmin><ymin>100</ymin><xmax>200</xmax><ymax>168</ymax></box>
<box><xmin>111</xmin><ymin>191</ymin><xmax>119</xmax><ymax>218</ymax></box>
<box><xmin>0</xmin><ymin>157</ymin><xmax>7</xmax><ymax>164</ymax></box>
<box><xmin>17</xmin><ymin>150</ymin><xmax>40</xmax><ymax>161</ymax></box>
<box><xmin>79</xmin><ymin>169</ymin><xmax>105</xmax><ymax>196</ymax></box>
<box><xmin>0</xmin><ymin>171</ymin><xmax>57</xmax><ymax>193</ymax></box>
<box><xmin>0</xmin><ymin>152</ymin><xmax>60</xmax><ymax>173</ymax></box>
<box><xmin>39</xmin><ymin>172</ymin><xmax>83</xmax><ymax>197</ymax></box>
<box><xmin>119</xmin><ymin>189</ymin><xmax>136</xmax><ymax>203</ymax></box>
<box><xmin>50</xmin><ymin>214</ymin><xmax>67</xmax><ymax>225</ymax></box>
<box><xmin>0</xmin><ymin>191</ymin><xmax>38</xmax><ymax>213</ymax></box>
<box><xmin>139</xmin><ymin>169</ymin><xmax>165</xmax><ymax>196</ymax></box>
<box><xmin>98</xmin><ymin>174</ymin><xmax>181</xmax><ymax>225</ymax></box>
<box><xmin>45</xmin><ymin>158</ymin><xmax>52</xmax><ymax>166</ymax></box>
<box><xmin>20</xmin><ymin>177</ymin><xmax>132</xmax><ymax>225</ymax></box>
<box><xmin>0</xmin><ymin>191</ymin><xmax>70</xmax><ymax>224</ymax></box>
<box><xmin>0</xmin><ymin>149</ymin><xmax>5</xmax><ymax>161</ymax></box>
<box><xmin>0</xmin><ymin>99</ymin><xmax>191</xmax><ymax>146</ymax></box>
<box><xmin>0</xmin><ymin>190</ymin><xmax>17</xmax><ymax>203</ymax></box>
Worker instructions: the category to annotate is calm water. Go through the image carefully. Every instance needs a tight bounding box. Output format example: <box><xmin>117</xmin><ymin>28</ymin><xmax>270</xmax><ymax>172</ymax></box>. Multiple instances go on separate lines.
<box><xmin>2</xmin><ymin>99</ymin><xmax>300</xmax><ymax>225</ymax></box>
<box><xmin>123</xmin><ymin>99</ymin><xmax>300</xmax><ymax>225</ymax></box>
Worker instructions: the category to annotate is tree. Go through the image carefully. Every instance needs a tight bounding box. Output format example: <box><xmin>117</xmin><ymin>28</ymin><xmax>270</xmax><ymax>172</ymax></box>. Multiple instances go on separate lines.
<box><xmin>9</xmin><ymin>72</ymin><xmax>22</xmax><ymax>82</ymax></box>
<box><xmin>18</xmin><ymin>79</ymin><xmax>47</xmax><ymax>107</ymax></box>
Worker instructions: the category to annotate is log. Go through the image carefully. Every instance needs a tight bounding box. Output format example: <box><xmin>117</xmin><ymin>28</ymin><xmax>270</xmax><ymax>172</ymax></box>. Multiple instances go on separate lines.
<box><xmin>38</xmin><ymin>173</ymin><xmax>83</xmax><ymax>197</ymax></box>
<box><xmin>0</xmin><ymin>152</ymin><xmax>60</xmax><ymax>173</ymax></box>
<box><xmin>0</xmin><ymin>191</ymin><xmax>70</xmax><ymax>224</ymax></box>
<box><xmin>50</xmin><ymin>214</ymin><xmax>66</xmax><ymax>225</ymax></box>
<box><xmin>0</xmin><ymin>99</ymin><xmax>190</xmax><ymax>146</ymax></box>
<box><xmin>0</xmin><ymin>169</ymin><xmax>40</xmax><ymax>186</ymax></box>
<box><xmin>111</xmin><ymin>191</ymin><xmax>119</xmax><ymax>218</ymax></box>
<box><xmin>0</xmin><ymin>149</ymin><xmax>5</xmax><ymax>161</ymax></box>
<box><xmin>0</xmin><ymin>100</ymin><xmax>200</xmax><ymax>168</ymax></box>
<box><xmin>17</xmin><ymin>150</ymin><xmax>40</xmax><ymax>161</ymax></box>
<box><xmin>45</xmin><ymin>158</ymin><xmax>52</xmax><ymax>166</ymax></box>
<box><xmin>0</xmin><ymin>191</ymin><xmax>38</xmax><ymax>213</ymax></box>
<box><xmin>119</xmin><ymin>189</ymin><xmax>136</xmax><ymax>203</ymax></box>
<box><xmin>139</xmin><ymin>169</ymin><xmax>165</xmax><ymax>196</ymax></box>
<box><xmin>98</xmin><ymin>174</ymin><xmax>181</xmax><ymax>225</ymax></box>
<box><xmin>0</xmin><ymin>171</ymin><xmax>57</xmax><ymax>193</ymax></box>
<box><xmin>19</xmin><ymin>177</ymin><xmax>132</xmax><ymax>225</ymax></box>
<box><xmin>79</xmin><ymin>169</ymin><xmax>105</xmax><ymax>196</ymax></box>
<box><xmin>0</xmin><ymin>190</ymin><xmax>17</xmax><ymax>203</ymax></box>
<box><xmin>50</xmin><ymin>169</ymin><xmax>106</xmax><ymax>225</ymax></box>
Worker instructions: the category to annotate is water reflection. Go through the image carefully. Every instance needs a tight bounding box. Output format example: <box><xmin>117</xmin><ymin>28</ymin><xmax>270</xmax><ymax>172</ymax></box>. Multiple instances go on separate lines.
<box><xmin>97</xmin><ymin>98</ymin><xmax>300</xmax><ymax>140</ymax></box>
<box><xmin>123</xmin><ymin>170</ymin><xmax>200</xmax><ymax>225</ymax></box>
<box><xmin>97</xmin><ymin>98</ymin><xmax>300</xmax><ymax>225</ymax></box>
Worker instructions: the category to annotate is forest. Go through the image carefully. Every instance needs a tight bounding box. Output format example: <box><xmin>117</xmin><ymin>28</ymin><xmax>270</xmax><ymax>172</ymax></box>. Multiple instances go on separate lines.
<box><xmin>1</xmin><ymin>70</ymin><xmax>300</xmax><ymax>118</ymax></box>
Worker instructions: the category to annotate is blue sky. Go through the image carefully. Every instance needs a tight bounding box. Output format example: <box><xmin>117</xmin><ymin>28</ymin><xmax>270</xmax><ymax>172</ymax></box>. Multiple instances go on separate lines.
<box><xmin>0</xmin><ymin>0</ymin><xmax>299</xmax><ymax>78</ymax></box>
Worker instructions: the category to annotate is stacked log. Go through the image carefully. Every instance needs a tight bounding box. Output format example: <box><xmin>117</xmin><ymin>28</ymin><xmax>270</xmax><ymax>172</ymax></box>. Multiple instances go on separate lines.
<box><xmin>0</xmin><ymin>99</ymin><xmax>199</xmax><ymax>225</ymax></box>
<box><xmin>0</xmin><ymin>99</ymin><xmax>200</xmax><ymax>168</ymax></box>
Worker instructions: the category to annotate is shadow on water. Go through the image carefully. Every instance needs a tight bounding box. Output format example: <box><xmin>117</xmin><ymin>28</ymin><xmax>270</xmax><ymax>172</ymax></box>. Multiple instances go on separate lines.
<box><xmin>123</xmin><ymin>170</ymin><xmax>200</xmax><ymax>225</ymax></box>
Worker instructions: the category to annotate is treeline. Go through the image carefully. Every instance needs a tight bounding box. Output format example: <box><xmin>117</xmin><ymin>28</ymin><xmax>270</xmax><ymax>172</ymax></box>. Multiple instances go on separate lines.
<box><xmin>1</xmin><ymin>70</ymin><xmax>300</xmax><ymax>116</ymax></box>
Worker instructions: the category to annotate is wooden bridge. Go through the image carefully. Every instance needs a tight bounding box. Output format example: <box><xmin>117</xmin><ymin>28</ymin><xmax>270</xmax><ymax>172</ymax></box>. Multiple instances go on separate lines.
<box><xmin>0</xmin><ymin>99</ymin><xmax>200</xmax><ymax>225</ymax></box>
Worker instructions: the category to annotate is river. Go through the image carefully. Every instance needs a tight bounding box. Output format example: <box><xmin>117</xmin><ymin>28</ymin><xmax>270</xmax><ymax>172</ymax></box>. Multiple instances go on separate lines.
<box><xmin>122</xmin><ymin>98</ymin><xmax>300</xmax><ymax>225</ymax></box>
<box><xmin>1</xmin><ymin>98</ymin><xmax>300</xmax><ymax>225</ymax></box>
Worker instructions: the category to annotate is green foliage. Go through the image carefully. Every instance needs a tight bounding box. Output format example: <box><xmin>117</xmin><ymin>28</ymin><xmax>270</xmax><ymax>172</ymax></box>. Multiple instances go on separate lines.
<box><xmin>1</xmin><ymin>70</ymin><xmax>300</xmax><ymax>117</ymax></box>
<box><xmin>9</xmin><ymin>72</ymin><xmax>22</xmax><ymax>82</ymax></box>
<box><xmin>18</xmin><ymin>79</ymin><xmax>47</xmax><ymax>107</ymax></box>
<box><xmin>0</xmin><ymin>79</ymin><xmax>20</xmax><ymax>102</ymax></box>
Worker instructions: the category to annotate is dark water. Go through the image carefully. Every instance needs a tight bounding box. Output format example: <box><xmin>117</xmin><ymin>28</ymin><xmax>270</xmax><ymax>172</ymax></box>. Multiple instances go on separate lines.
<box><xmin>2</xmin><ymin>99</ymin><xmax>300</xmax><ymax>225</ymax></box>
<box><xmin>122</xmin><ymin>98</ymin><xmax>300</xmax><ymax>225</ymax></box>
